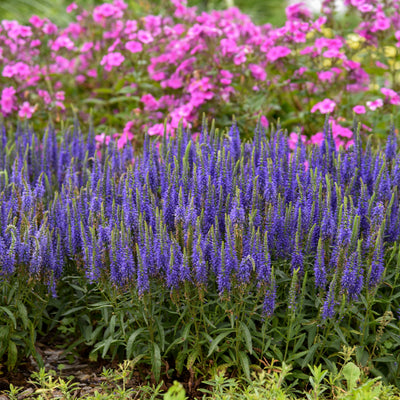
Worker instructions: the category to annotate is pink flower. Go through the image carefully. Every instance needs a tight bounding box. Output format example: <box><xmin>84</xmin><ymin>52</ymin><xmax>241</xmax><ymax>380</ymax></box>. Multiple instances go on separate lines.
<box><xmin>309</xmin><ymin>132</ymin><xmax>324</xmax><ymax>145</ymax></box>
<box><xmin>249</xmin><ymin>63</ymin><xmax>266</xmax><ymax>81</ymax></box>
<box><xmin>148</xmin><ymin>123</ymin><xmax>173</xmax><ymax>136</ymax></box>
<box><xmin>125</xmin><ymin>40</ymin><xmax>143</xmax><ymax>53</ymax></box>
<box><xmin>288</xmin><ymin>132</ymin><xmax>306</xmax><ymax>150</ymax></box>
<box><xmin>51</xmin><ymin>35</ymin><xmax>75</xmax><ymax>51</ymax></box>
<box><xmin>125</xmin><ymin>20</ymin><xmax>138</xmax><ymax>35</ymax></box>
<box><xmin>376</xmin><ymin>61</ymin><xmax>388</xmax><ymax>69</ymax></box>
<box><xmin>331</xmin><ymin>119</ymin><xmax>352</xmax><ymax>138</ymax></box>
<box><xmin>115</xmin><ymin>122</ymin><xmax>135</xmax><ymax>149</ymax></box>
<box><xmin>366</xmin><ymin>99</ymin><xmax>383</xmax><ymax>110</ymax></box>
<box><xmin>266</xmin><ymin>46</ymin><xmax>291</xmax><ymax>62</ymax></box>
<box><xmin>372</xmin><ymin>18</ymin><xmax>391</xmax><ymax>31</ymax></box>
<box><xmin>100</xmin><ymin>52</ymin><xmax>125</xmax><ymax>71</ymax></box>
<box><xmin>353</xmin><ymin>105</ymin><xmax>366</xmax><ymax>114</ymax></box>
<box><xmin>311</xmin><ymin>98</ymin><xmax>336</xmax><ymax>114</ymax></box>
<box><xmin>220</xmin><ymin>70</ymin><xmax>233</xmax><ymax>85</ymax></box>
<box><xmin>137</xmin><ymin>30</ymin><xmax>154</xmax><ymax>44</ymax></box>
<box><xmin>162</xmin><ymin>75</ymin><xmax>183</xmax><ymax>89</ymax></box>
<box><xmin>233</xmin><ymin>51</ymin><xmax>246</xmax><ymax>65</ymax></box>
<box><xmin>1</xmin><ymin>86</ymin><xmax>16</xmax><ymax>115</ymax></box>
<box><xmin>285</xmin><ymin>2</ymin><xmax>312</xmax><ymax>20</ymax></box>
<box><xmin>66</xmin><ymin>2</ymin><xmax>78</xmax><ymax>13</ymax></box>
<box><xmin>29</xmin><ymin>15</ymin><xmax>44</xmax><ymax>28</ymax></box>
<box><xmin>30</xmin><ymin>39</ymin><xmax>41</xmax><ymax>48</ymax></box>
<box><xmin>93</xmin><ymin>4</ymin><xmax>123</xmax><ymax>23</ymax></box>
<box><xmin>55</xmin><ymin>91</ymin><xmax>65</xmax><ymax>101</ymax></box>
<box><xmin>42</xmin><ymin>22</ymin><xmax>57</xmax><ymax>35</ymax></box>
<box><xmin>318</xmin><ymin>71</ymin><xmax>334</xmax><ymax>82</ymax></box>
<box><xmin>381</xmin><ymin>87</ymin><xmax>398</xmax><ymax>98</ymax></box>
<box><xmin>18</xmin><ymin>101</ymin><xmax>35</xmax><ymax>119</ymax></box>
<box><xmin>358</xmin><ymin>4</ymin><xmax>373</xmax><ymax>12</ymax></box>
<box><xmin>350</xmin><ymin>0</ymin><xmax>365</xmax><ymax>6</ymax></box>
<box><xmin>95</xmin><ymin>133</ymin><xmax>111</xmax><ymax>146</ymax></box>
<box><xmin>81</xmin><ymin>42</ymin><xmax>93</xmax><ymax>52</ymax></box>
<box><xmin>141</xmin><ymin>94</ymin><xmax>159</xmax><ymax>111</ymax></box>
<box><xmin>322</xmin><ymin>49</ymin><xmax>344</xmax><ymax>59</ymax></box>
<box><xmin>87</xmin><ymin>69</ymin><xmax>97</xmax><ymax>78</ymax></box>
<box><xmin>38</xmin><ymin>89</ymin><xmax>52</xmax><ymax>105</ymax></box>
<box><xmin>260</xmin><ymin>115</ymin><xmax>269</xmax><ymax>129</ymax></box>
<box><xmin>295</xmin><ymin>67</ymin><xmax>307</xmax><ymax>77</ymax></box>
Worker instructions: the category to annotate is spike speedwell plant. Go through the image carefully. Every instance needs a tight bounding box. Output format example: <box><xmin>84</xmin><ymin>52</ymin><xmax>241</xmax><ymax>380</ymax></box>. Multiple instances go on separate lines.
<box><xmin>0</xmin><ymin>119</ymin><xmax>399</xmax><ymax>389</ymax></box>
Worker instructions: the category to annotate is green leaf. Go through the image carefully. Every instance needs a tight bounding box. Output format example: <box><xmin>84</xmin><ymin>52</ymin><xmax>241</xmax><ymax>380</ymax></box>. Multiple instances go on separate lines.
<box><xmin>102</xmin><ymin>336</ymin><xmax>115</xmax><ymax>358</ymax></box>
<box><xmin>16</xmin><ymin>303</ymin><xmax>29</xmax><ymax>330</ymax></box>
<box><xmin>207</xmin><ymin>330</ymin><xmax>233</xmax><ymax>357</ymax></box>
<box><xmin>287</xmin><ymin>349</ymin><xmax>309</xmax><ymax>363</ymax></box>
<box><xmin>7</xmin><ymin>340</ymin><xmax>17</xmax><ymax>370</ymax></box>
<box><xmin>186</xmin><ymin>347</ymin><xmax>200</xmax><ymax>370</ymax></box>
<box><xmin>342</xmin><ymin>362</ymin><xmax>360</xmax><ymax>391</ymax></box>
<box><xmin>109</xmin><ymin>315</ymin><xmax>116</xmax><ymax>336</ymax></box>
<box><xmin>0</xmin><ymin>325</ymin><xmax>10</xmax><ymax>346</ymax></box>
<box><xmin>108</xmin><ymin>96</ymin><xmax>136</xmax><ymax>104</ymax></box>
<box><xmin>355</xmin><ymin>347</ymin><xmax>369</xmax><ymax>367</ymax></box>
<box><xmin>334</xmin><ymin>325</ymin><xmax>348</xmax><ymax>345</ymax></box>
<box><xmin>126</xmin><ymin>327</ymin><xmax>146</xmax><ymax>359</ymax></box>
<box><xmin>81</xmin><ymin>98</ymin><xmax>107</xmax><ymax>105</ymax></box>
<box><xmin>373</xmin><ymin>355</ymin><xmax>397</xmax><ymax>363</ymax></box>
<box><xmin>155</xmin><ymin>317</ymin><xmax>165</xmax><ymax>352</ymax></box>
<box><xmin>239</xmin><ymin>351</ymin><xmax>250</xmax><ymax>380</ymax></box>
<box><xmin>293</xmin><ymin>333</ymin><xmax>306</xmax><ymax>353</ymax></box>
<box><xmin>300</xmin><ymin>343</ymin><xmax>319</xmax><ymax>369</ymax></box>
<box><xmin>113</xmin><ymin>79</ymin><xmax>126</xmax><ymax>92</ymax></box>
<box><xmin>93</xmin><ymin>88</ymin><xmax>114</xmax><ymax>94</ymax></box>
<box><xmin>0</xmin><ymin>306</ymin><xmax>17</xmax><ymax>329</ymax></box>
<box><xmin>62</xmin><ymin>306</ymin><xmax>87</xmax><ymax>316</ymax></box>
<box><xmin>240</xmin><ymin>321</ymin><xmax>253</xmax><ymax>354</ymax></box>
<box><xmin>152</xmin><ymin>343</ymin><xmax>161</xmax><ymax>382</ymax></box>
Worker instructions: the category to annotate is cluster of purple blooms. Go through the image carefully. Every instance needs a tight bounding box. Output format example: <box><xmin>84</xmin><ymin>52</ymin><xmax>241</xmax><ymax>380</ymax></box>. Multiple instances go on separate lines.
<box><xmin>0</xmin><ymin>120</ymin><xmax>399</xmax><ymax>319</ymax></box>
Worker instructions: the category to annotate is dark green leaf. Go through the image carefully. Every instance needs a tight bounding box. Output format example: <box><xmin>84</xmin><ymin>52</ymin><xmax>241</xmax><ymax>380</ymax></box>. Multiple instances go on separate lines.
<box><xmin>126</xmin><ymin>328</ymin><xmax>146</xmax><ymax>358</ymax></box>
<box><xmin>207</xmin><ymin>330</ymin><xmax>233</xmax><ymax>357</ymax></box>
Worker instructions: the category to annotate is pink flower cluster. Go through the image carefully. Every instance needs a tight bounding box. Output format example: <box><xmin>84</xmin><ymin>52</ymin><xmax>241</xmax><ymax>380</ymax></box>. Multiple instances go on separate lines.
<box><xmin>0</xmin><ymin>0</ymin><xmax>399</xmax><ymax>143</ymax></box>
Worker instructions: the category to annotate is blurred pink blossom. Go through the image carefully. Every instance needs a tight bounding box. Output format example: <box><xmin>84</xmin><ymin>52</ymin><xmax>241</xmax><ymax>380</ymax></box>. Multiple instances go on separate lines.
<box><xmin>18</xmin><ymin>101</ymin><xmax>35</xmax><ymax>119</ymax></box>
<box><xmin>1</xmin><ymin>86</ymin><xmax>16</xmax><ymax>114</ymax></box>
<box><xmin>366</xmin><ymin>99</ymin><xmax>383</xmax><ymax>110</ymax></box>
<box><xmin>311</xmin><ymin>98</ymin><xmax>336</xmax><ymax>114</ymax></box>
<box><xmin>125</xmin><ymin>40</ymin><xmax>142</xmax><ymax>53</ymax></box>
<box><xmin>100</xmin><ymin>52</ymin><xmax>125</xmax><ymax>71</ymax></box>
<box><xmin>137</xmin><ymin>30</ymin><xmax>154</xmax><ymax>44</ymax></box>
<box><xmin>249</xmin><ymin>63</ymin><xmax>266</xmax><ymax>81</ymax></box>
<box><xmin>353</xmin><ymin>105</ymin><xmax>366</xmax><ymax>114</ymax></box>
<box><xmin>66</xmin><ymin>2</ymin><xmax>78</xmax><ymax>13</ymax></box>
<box><xmin>266</xmin><ymin>46</ymin><xmax>291</xmax><ymax>62</ymax></box>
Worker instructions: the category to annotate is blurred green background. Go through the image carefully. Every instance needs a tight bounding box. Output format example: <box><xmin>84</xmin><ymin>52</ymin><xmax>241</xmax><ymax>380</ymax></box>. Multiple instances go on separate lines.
<box><xmin>0</xmin><ymin>0</ymin><xmax>289</xmax><ymax>26</ymax></box>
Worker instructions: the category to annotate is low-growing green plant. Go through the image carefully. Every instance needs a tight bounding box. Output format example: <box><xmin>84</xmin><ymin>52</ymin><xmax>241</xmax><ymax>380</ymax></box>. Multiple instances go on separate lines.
<box><xmin>0</xmin><ymin>276</ymin><xmax>49</xmax><ymax>370</ymax></box>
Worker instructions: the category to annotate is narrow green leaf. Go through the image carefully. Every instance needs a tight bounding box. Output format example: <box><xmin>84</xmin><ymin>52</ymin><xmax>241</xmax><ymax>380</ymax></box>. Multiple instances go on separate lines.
<box><xmin>187</xmin><ymin>347</ymin><xmax>200</xmax><ymax>370</ymax></box>
<box><xmin>239</xmin><ymin>351</ymin><xmax>250</xmax><ymax>380</ymax></box>
<box><xmin>240</xmin><ymin>321</ymin><xmax>253</xmax><ymax>354</ymax></box>
<box><xmin>207</xmin><ymin>331</ymin><xmax>233</xmax><ymax>357</ymax></box>
<box><xmin>109</xmin><ymin>315</ymin><xmax>116</xmax><ymax>336</ymax></box>
<box><xmin>0</xmin><ymin>306</ymin><xmax>17</xmax><ymax>329</ymax></box>
<box><xmin>152</xmin><ymin>343</ymin><xmax>161</xmax><ymax>382</ymax></box>
<box><xmin>102</xmin><ymin>336</ymin><xmax>114</xmax><ymax>358</ymax></box>
<box><xmin>300</xmin><ymin>343</ymin><xmax>319</xmax><ymax>368</ymax></box>
<box><xmin>126</xmin><ymin>327</ymin><xmax>146</xmax><ymax>358</ymax></box>
<box><xmin>7</xmin><ymin>340</ymin><xmax>17</xmax><ymax>370</ymax></box>
<box><xmin>16</xmin><ymin>303</ymin><xmax>29</xmax><ymax>330</ymax></box>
